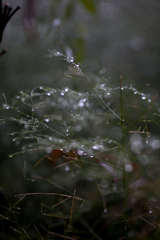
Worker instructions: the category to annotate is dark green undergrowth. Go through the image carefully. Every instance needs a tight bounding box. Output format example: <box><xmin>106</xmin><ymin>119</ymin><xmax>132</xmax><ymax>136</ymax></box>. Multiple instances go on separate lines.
<box><xmin>1</xmin><ymin>49</ymin><xmax>160</xmax><ymax>240</ymax></box>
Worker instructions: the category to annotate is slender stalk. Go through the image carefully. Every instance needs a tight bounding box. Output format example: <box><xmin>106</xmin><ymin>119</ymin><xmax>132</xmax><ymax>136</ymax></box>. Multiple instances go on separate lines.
<box><xmin>120</xmin><ymin>75</ymin><xmax>124</xmax><ymax>149</ymax></box>
<box><xmin>120</xmin><ymin>75</ymin><xmax>127</xmax><ymax>239</ymax></box>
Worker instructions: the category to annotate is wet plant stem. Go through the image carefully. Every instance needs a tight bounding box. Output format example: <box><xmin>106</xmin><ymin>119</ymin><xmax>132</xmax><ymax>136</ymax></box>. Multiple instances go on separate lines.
<box><xmin>82</xmin><ymin>68</ymin><xmax>121</xmax><ymax>121</ymax></box>
<box><xmin>120</xmin><ymin>75</ymin><xmax>127</xmax><ymax>239</ymax></box>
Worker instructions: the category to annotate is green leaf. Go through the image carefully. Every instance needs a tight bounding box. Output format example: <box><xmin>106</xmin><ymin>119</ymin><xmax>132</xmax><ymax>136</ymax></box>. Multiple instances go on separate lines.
<box><xmin>79</xmin><ymin>0</ymin><xmax>96</xmax><ymax>13</ymax></box>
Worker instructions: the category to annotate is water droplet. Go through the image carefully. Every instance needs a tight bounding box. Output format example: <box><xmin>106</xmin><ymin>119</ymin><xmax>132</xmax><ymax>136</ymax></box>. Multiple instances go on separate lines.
<box><xmin>99</xmin><ymin>84</ymin><xmax>105</xmax><ymax>90</ymax></box>
<box><xmin>78</xmin><ymin>99</ymin><xmax>86</xmax><ymax>107</ymax></box>
<box><xmin>32</xmin><ymin>108</ymin><xmax>35</xmax><ymax>112</ymax></box>
<box><xmin>103</xmin><ymin>208</ymin><xmax>107</xmax><ymax>213</ymax></box>
<box><xmin>49</xmin><ymin>137</ymin><xmax>52</xmax><ymax>141</ymax></box>
<box><xmin>142</xmin><ymin>96</ymin><xmax>146</xmax><ymax>100</ymax></box>
<box><xmin>54</xmin><ymin>51</ymin><xmax>60</xmax><ymax>56</ymax></box>
<box><xmin>149</xmin><ymin>210</ymin><xmax>152</xmax><ymax>213</ymax></box>
<box><xmin>75</xmin><ymin>64</ymin><xmax>80</xmax><ymax>69</ymax></box>
<box><xmin>3</xmin><ymin>104</ymin><xmax>10</xmax><ymax>110</ymax></box>
<box><xmin>47</xmin><ymin>92</ymin><xmax>51</xmax><ymax>96</ymax></box>
<box><xmin>46</xmin><ymin>147</ymin><xmax>52</xmax><ymax>154</ymax></box>
<box><xmin>125</xmin><ymin>164</ymin><xmax>133</xmax><ymax>172</ymax></box>
<box><xmin>45</xmin><ymin>118</ymin><xmax>50</xmax><ymax>122</ymax></box>
<box><xmin>65</xmin><ymin>87</ymin><xmax>69</xmax><ymax>92</ymax></box>
<box><xmin>77</xmin><ymin>150</ymin><xmax>84</xmax><ymax>156</ymax></box>
<box><xmin>61</xmin><ymin>92</ymin><xmax>65</xmax><ymax>96</ymax></box>
<box><xmin>92</xmin><ymin>144</ymin><xmax>103</xmax><ymax>150</ymax></box>
<box><xmin>65</xmin><ymin>166</ymin><xmax>70</xmax><ymax>172</ymax></box>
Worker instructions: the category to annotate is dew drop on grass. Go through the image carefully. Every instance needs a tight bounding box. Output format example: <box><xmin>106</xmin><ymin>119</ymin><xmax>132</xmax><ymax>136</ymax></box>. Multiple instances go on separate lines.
<box><xmin>3</xmin><ymin>104</ymin><xmax>10</xmax><ymax>110</ymax></box>
<box><xmin>54</xmin><ymin>51</ymin><xmax>60</xmax><ymax>56</ymax></box>
<box><xmin>77</xmin><ymin>150</ymin><xmax>84</xmax><ymax>156</ymax></box>
<box><xmin>142</xmin><ymin>96</ymin><xmax>146</xmax><ymax>100</ymax></box>
<box><xmin>93</xmin><ymin>144</ymin><xmax>103</xmax><ymax>150</ymax></box>
<box><xmin>65</xmin><ymin>87</ymin><xmax>69</xmax><ymax>92</ymax></box>
<box><xmin>70</xmin><ymin>58</ymin><xmax>74</xmax><ymax>63</ymax></box>
<box><xmin>45</xmin><ymin>118</ymin><xmax>50</xmax><ymax>122</ymax></box>
<box><xmin>103</xmin><ymin>208</ymin><xmax>107</xmax><ymax>213</ymax></box>
<box><xmin>47</xmin><ymin>92</ymin><xmax>51</xmax><ymax>96</ymax></box>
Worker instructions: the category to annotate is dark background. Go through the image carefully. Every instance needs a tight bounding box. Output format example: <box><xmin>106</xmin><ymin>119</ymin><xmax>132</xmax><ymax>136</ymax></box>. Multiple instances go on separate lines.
<box><xmin>1</xmin><ymin>0</ymin><xmax>160</xmax><ymax>95</ymax></box>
